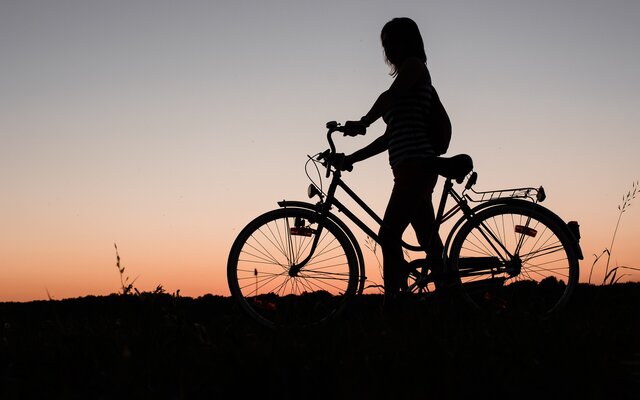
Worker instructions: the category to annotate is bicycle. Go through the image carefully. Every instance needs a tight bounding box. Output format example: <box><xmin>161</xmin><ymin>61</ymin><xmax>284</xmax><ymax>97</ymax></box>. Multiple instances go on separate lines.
<box><xmin>227</xmin><ymin>121</ymin><xmax>583</xmax><ymax>329</ymax></box>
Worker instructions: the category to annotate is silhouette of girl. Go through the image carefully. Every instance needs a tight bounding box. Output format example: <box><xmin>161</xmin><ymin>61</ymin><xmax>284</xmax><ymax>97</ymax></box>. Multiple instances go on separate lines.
<box><xmin>343</xmin><ymin>17</ymin><xmax>448</xmax><ymax>302</ymax></box>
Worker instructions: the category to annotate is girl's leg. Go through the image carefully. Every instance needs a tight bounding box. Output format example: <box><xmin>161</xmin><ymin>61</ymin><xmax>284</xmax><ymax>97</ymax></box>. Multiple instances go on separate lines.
<box><xmin>380</xmin><ymin>161</ymin><xmax>429</xmax><ymax>295</ymax></box>
<box><xmin>380</xmin><ymin>197</ymin><xmax>410</xmax><ymax>295</ymax></box>
<box><xmin>410</xmin><ymin>172</ymin><xmax>443</xmax><ymax>269</ymax></box>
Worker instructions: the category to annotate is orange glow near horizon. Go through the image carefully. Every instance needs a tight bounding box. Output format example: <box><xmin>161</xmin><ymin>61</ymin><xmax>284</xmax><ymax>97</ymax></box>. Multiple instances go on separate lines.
<box><xmin>2</xmin><ymin>182</ymin><xmax>639</xmax><ymax>302</ymax></box>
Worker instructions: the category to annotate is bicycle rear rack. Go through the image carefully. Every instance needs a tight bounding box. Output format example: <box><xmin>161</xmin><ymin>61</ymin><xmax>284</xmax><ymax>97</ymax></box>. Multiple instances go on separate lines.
<box><xmin>466</xmin><ymin>186</ymin><xmax>545</xmax><ymax>203</ymax></box>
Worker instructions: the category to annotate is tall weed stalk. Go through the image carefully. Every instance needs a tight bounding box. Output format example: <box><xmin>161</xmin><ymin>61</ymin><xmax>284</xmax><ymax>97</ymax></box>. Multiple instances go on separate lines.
<box><xmin>114</xmin><ymin>243</ymin><xmax>138</xmax><ymax>295</ymax></box>
<box><xmin>589</xmin><ymin>181</ymin><xmax>639</xmax><ymax>285</ymax></box>
<box><xmin>363</xmin><ymin>235</ymin><xmax>414</xmax><ymax>293</ymax></box>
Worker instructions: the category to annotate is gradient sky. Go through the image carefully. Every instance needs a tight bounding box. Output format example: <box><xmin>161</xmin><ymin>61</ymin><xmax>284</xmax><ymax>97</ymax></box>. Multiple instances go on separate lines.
<box><xmin>2</xmin><ymin>0</ymin><xmax>639</xmax><ymax>301</ymax></box>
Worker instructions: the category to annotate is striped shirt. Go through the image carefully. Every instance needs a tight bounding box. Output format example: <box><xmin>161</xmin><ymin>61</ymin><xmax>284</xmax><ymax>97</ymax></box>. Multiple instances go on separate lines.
<box><xmin>384</xmin><ymin>85</ymin><xmax>435</xmax><ymax>168</ymax></box>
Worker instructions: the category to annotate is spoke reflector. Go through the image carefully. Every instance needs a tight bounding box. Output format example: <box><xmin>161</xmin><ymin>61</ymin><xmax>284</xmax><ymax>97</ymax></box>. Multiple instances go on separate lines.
<box><xmin>515</xmin><ymin>225</ymin><xmax>537</xmax><ymax>237</ymax></box>
<box><xmin>290</xmin><ymin>227</ymin><xmax>314</xmax><ymax>236</ymax></box>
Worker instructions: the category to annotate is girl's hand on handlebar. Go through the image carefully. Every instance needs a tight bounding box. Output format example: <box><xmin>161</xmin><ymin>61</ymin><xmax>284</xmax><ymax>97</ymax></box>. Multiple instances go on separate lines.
<box><xmin>342</xmin><ymin>120</ymin><xmax>367</xmax><ymax>137</ymax></box>
<box><xmin>318</xmin><ymin>151</ymin><xmax>353</xmax><ymax>172</ymax></box>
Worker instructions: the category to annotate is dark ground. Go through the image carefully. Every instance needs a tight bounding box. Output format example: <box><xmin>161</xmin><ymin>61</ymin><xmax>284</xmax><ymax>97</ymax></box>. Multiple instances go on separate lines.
<box><xmin>1</xmin><ymin>283</ymin><xmax>639</xmax><ymax>399</ymax></box>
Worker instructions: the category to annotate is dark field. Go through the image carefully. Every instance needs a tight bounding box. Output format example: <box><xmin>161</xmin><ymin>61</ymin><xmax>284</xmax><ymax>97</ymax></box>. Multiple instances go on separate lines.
<box><xmin>1</xmin><ymin>283</ymin><xmax>639</xmax><ymax>399</ymax></box>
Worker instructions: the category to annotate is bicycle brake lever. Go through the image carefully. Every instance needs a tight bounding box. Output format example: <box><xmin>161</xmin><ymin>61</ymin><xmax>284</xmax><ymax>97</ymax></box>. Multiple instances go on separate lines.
<box><xmin>316</xmin><ymin>149</ymin><xmax>332</xmax><ymax>178</ymax></box>
<box><xmin>317</xmin><ymin>149</ymin><xmax>330</xmax><ymax>161</ymax></box>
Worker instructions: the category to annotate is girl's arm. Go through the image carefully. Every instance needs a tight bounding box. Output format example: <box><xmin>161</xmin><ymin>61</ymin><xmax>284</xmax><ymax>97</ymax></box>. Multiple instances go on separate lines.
<box><xmin>359</xmin><ymin>57</ymin><xmax>429</xmax><ymax>126</ymax></box>
<box><xmin>345</xmin><ymin>127</ymin><xmax>390</xmax><ymax>165</ymax></box>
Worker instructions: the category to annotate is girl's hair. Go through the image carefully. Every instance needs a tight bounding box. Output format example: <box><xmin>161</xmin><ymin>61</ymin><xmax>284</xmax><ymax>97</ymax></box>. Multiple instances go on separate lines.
<box><xmin>381</xmin><ymin>17</ymin><xmax>427</xmax><ymax>76</ymax></box>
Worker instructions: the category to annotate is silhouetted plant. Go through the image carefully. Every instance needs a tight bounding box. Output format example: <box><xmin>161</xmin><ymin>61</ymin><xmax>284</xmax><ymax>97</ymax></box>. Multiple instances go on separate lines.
<box><xmin>112</xmin><ymin>244</ymin><xmax>177</xmax><ymax>297</ymax></box>
<box><xmin>114</xmin><ymin>243</ymin><xmax>138</xmax><ymax>295</ymax></box>
<box><xmin>152</xmin><ymin>284</ymin><xmax>165</xmax><ymax>295</ymax></box>
<box><xmin>363</xmin><ymin>235</ymin><xmax>416</xmax><ymax>293</ymax></box>
<box><xmin>363</xmin><ymin>236</ymin><xmax>385</xmax><ymax>292</ymax></box>
<box><xmin>589</xmin><ymin>181</ymin><xmax>639</xmax><ymax>285</ymax></box>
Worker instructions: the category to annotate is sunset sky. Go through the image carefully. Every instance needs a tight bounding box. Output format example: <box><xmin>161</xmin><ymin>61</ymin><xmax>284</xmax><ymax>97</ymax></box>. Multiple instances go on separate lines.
<box><xmin>2</xmin><ymin>0</ymin><xmax>639</xmax><ymax>301</ymax></box>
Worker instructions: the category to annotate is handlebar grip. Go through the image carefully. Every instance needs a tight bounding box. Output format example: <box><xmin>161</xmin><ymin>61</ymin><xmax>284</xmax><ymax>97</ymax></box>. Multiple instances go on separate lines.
<box><xmin>326</xmin><ymin>121</ymin><xmax>338</xmax><ymax>130</ymax></box>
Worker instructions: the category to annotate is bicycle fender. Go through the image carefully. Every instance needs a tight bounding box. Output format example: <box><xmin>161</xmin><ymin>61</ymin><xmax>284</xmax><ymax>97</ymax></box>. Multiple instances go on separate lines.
<box><xmin>450</xmin><ymin>199</ymin><xmax>583</xmax><ymax>260</ymax></box>
<box><xmin>277</xmin><ymin>200</ymin><xmax>367</xmax><ymax>293</ymax></box>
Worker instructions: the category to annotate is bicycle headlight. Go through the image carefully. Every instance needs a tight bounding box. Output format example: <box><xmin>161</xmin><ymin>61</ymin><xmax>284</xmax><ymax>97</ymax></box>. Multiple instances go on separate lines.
<box><xmin>308</xmin><ymin>184</ymin><xmax>321</xmax><ymax>199</ymax></box>
<box><xmin>536</xmin><ymin>186</ymin><xmax>546</xmax><ymax>202</ymax></box>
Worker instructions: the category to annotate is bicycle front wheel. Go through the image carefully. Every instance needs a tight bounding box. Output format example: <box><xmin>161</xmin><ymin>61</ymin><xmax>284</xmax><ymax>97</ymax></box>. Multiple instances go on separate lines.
<box><xmin>227</xmin><ymin>207</ymin><xmax>359</xmax><ymax>329</ymax></box>
<box><xmin>448</xmin><ymin>203</ymin><xmax>579</xmax><ymax>316</ymax></box>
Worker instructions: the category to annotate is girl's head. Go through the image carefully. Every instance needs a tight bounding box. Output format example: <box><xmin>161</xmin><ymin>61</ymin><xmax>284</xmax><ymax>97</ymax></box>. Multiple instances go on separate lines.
<box><xmin>381</xmin><ymin>17</ymin><xmax>427</xmax><ymax>76</ymax></box>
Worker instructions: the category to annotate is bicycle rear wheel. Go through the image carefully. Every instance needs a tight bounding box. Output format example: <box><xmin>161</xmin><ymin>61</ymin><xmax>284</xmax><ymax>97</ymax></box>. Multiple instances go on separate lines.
<box><xmin>227</xmin><ymin>207</ymin><xmax>359</xmax><ymax>329</ymax></box>
<box><xmin>448</xmin><ymin>203</ymin><xmax>579</xmax><ymax>316</ymax></box>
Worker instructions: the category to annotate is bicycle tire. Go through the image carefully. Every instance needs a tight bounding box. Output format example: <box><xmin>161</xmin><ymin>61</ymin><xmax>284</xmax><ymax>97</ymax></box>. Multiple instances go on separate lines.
<box><xmin>227</xmin><ymin>207</ymin><xmax>359</xmax><ymax>329</ymax></box>
<box><xmin>448</xmin><ymin>203</ymin><xmax>579</xmax><ymax>316</ymax></box>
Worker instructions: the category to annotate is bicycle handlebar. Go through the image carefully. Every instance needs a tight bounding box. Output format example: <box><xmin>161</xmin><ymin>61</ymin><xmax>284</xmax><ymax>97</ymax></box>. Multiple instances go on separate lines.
<box><xmin>326</xmin><ymin>120</ymin><xmax>366</xmax><ymax>152</ymax></box>
<box><xmin>321</xmin><ymin>121</ymin><xmax>359</xmax><ymax>177</ymax></box>
<box><xmin>325</xmin><ymin>121</ymin><xmax>340</xmax><ymax>154</ymax></box>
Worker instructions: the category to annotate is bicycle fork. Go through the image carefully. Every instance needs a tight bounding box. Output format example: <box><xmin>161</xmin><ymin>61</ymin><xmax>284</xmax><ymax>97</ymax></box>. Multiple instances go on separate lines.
<box><xmin>287</xmin><ymin>223</ymin><xmax>323</xmax><ymax>277</ymax></box>
<box><xmin>287</xmin><ymin>168</ymin><xmax>344</xmax><ymax>277</ymax></box>
<box><xmin>281</xmin><ymin>204</ymin><xmax>331</xmax><ymax>277</ymax></box>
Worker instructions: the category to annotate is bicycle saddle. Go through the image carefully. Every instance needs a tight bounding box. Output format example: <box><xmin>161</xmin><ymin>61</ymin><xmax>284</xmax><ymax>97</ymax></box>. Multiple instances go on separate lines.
<box><xmin>433</xmin><ymin>154</ymin><xmax>473</xmax><ymax>183</ymax></box>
